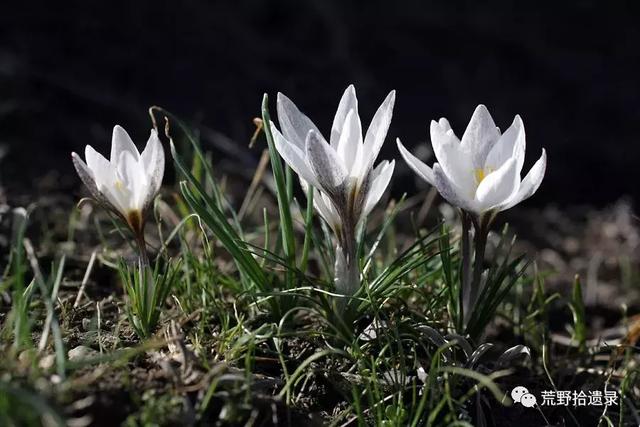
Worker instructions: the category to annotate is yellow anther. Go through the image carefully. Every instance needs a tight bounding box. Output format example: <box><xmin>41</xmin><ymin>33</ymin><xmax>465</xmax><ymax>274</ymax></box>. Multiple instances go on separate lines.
<box><xmin>474</xmin><ymin>167</ymin><xmax>494</xmax><ymax>184</ymax></box>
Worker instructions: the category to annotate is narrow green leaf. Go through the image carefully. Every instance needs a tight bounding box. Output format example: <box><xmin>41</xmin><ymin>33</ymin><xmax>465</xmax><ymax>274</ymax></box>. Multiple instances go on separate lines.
<box><xmin>261</xmin><ymin>95</ymin><xmax>297</xmax><ymax>288</ymax></box>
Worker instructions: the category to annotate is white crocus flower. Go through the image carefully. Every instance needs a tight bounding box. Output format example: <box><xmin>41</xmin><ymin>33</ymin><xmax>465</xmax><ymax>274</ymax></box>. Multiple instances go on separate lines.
<box><xmin>397</xmin><ymin>105</ymin><xmax>546</xmax><ymax>216</ymax></box>
<box><xmin>271</xmin><ymin>85</ymin><xmax>396</xmax><ymax>295</ymax></box>
<box><xmin>71</xmin><ymin>125</ymin><xmax>165</xmax><ymax>235</ymax></box>
<box><xmin>398</xmin><ymin>105</ymin><xmax>547</xmax><ymax>329</ymax></box>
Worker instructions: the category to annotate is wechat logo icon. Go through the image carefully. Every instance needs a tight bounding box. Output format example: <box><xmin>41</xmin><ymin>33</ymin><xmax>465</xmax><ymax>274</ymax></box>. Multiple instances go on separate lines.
<box><xmin>512</xmin><ymin>386</ymin><xmax>537</xmax><ymax>408</ymax></box>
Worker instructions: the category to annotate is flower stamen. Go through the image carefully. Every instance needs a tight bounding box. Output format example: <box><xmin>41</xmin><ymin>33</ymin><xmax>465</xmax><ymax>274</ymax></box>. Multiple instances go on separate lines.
<box><xmin>474</xmin><ymin>167</ymin><xmax>494</xmax><ymax>185</ymax></box>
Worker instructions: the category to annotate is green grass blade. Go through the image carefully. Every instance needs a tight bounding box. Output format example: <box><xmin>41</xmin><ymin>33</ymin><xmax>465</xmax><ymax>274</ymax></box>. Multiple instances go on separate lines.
<box><xmin>261</xmin><ymin>94</ymin><xmax>297</xmax><ymax>287</ymax></box>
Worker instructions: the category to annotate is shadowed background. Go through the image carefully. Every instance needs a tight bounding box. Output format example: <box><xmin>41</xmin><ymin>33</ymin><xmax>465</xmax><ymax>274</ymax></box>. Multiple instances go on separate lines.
<box><xmin>1</xmin><ymin>1</ymin><xmax>639</xmax><ymax>207</ymax></box>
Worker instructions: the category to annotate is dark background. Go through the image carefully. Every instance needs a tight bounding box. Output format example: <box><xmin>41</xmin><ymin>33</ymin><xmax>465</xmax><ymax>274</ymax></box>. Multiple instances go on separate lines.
<box><xmin>1</xmin><ymin>1</ymin><xmax>639</xmax><ymax>207</ymax></box>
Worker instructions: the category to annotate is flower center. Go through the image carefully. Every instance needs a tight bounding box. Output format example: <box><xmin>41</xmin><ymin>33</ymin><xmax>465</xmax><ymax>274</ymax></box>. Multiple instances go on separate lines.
<box><xmin>126</xmin><ymin>210</ymin><xmax>143</xmax><ymax>234</ymax></box>
<box><xmin>474</xmin><ymin>167</ymin><xmax>494</xmax><ymax>185</ymax></box>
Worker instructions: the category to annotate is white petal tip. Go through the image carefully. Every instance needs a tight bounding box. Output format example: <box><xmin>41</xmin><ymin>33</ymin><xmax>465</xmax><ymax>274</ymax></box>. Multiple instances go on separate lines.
<box><xmin>387</xmin><ymin>159</ymin><xmax>396</xmax><ymax>169</ymax></box>
<box><xmin>512</xmin><ymin>115</ymin><xmax>524</xmax><ymax>129</ymax></box>
<box><xmin>470</xmin><ymin>104</ymin><xmax>493</xmax><ymax>120</ymax></box>
<box><xmin>276</xmin><ymin>92</ymin><xmax>292</xmax><ymax>106</ymax></box>
<box><xmin>438</xmin><ymin>117</ymin><xmax>452</xmax><ymax>129</ymax></box>
<box><xmin>431</xmin><ymin>118</ymin><xmax>452</xmax><ymax>133</ymax></box>
<box><xmin>112</xmin><ymin>125</ymin><xmax>129</xmax><ymax>138</ymax></box>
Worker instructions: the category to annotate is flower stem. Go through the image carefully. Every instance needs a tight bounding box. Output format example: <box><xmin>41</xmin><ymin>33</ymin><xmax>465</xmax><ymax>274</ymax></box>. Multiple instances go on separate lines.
<box><xmin>133</xmin><ymin>224</ymin><xmax>155</xmax><ymax>332</ymax></box>
<box><xmin>335</xmin><ymin>223</ymin><xmax>360</xmax><ymax>297</ymax></box>
<box><xmin>135</xmin><ymin>227</ymin><xmax>150</xmax><ymax>269</ymax></box>
<box><xmin>469</xmin><ymin>219</ymin><xmax>488</xmax><ymax>309</ymax></box>
<box><xmin>460</xmin><ymin>211</ymin><xmax>473</xmax><ymax>330</ymax></box>
<box><xmin>462</xmin><ymin>213</ymin><xmax>492</xmax><ymax>329</ymax></box>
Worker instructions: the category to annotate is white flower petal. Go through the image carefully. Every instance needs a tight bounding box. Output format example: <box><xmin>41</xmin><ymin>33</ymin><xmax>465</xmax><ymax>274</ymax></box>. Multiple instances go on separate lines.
<box><xmin>140</xmin><ymin>129</ymin><xmax>165</xmax><ymax>207</ymax></box>
<box><xmin>271</xmin><ymin>123</ymin><xmax>320</xmax><ymax>189</ymax></box>
<box><xmin>117</xmin><ymin>150</ymin><xmax>145</xmax><ymax>210</ymax></box>
<box><xmin>305</xmin><ymin>130</ymin><xmax>347</xmax><ymax>193</ymax></box>
<box><xmin>111</xmin><ymin>125</ymin><xmax>140</xmax><ymax>162</ymax></box>
<box><xmin>276</xmin><ymin>92</ymin><xmax>321</xmax><ymax>150</ymax></box>
<box><xmin>397</xmin><ymin>138</ymin><xmax>435</xmax><ymax>185</ymax></box>
<box><xmin>501</xmin><ymin>149</ymin><xmax>546</xmax><ymax>211</ymax></box>
<box><xmin>85</xmin><ymin>145</ymin><xmax>112</xmax><ymax>190</ymax></box>
<box><xmin>336</xmin><ymin>109</ymin><xmax>362</xmax><ymax>175</ymax></box>
<box><xmin>85</xmin><ymin>146</ymin><xmax>129</xmax><ymax>214</ymax></box>
<box><xmin>140</xmin><ymin>129</ymin><xmax>160</xmax><ymax>173</ymax></box>
<box><xmin>433</xmin><ymin>163</ymin><xmax>477</xmax><ymax>212</ymax></box>
<box><xmin>437</xmin><ymin>117</ymin><xmax>453</xmax><ymax>132</ymax></box>
<box><xmin>363</xmin><ymin>159</ymin><xmax>395</xmax><ymax>217</ymax></box>
<box><xmin>430</xmin><ymin>119</ymin><xmax>475</xmax><ymax>194</ymax></box>
<box><xmin>431</xmin><ymin>117</ymin><xmax>462</xmax><ymax>147</ymax></box>
<box><xmin>316</xmin><ymin>189</ymin><xmax>341</xmax><ymax>231</ymax></box>
<box><xmin>362</xmin><ymin>90</ymin><xmax>395</xmax><ymax>173</ymax></box>
<box><xmin>474</xmin><ymin>157</ymin><xmax>520</xmax><ymax>212</ymax></box>
<box><xmin>331</xmin><ymin>84</ymin><xmax>359</xmax><ymax>149</ymax></box>
<box><xmin>485</xmin><ymin>115</ymin><xmax>525</xmax><ymax>173</ymax></box>
<box><xmin>461</xmin><ymin>105</ymin><xmax>501</xmax><ymax>169</ymax></box>
<box><xmin>71</xmin><ymin>152</ymin><xmax>104</xmax><ymax>203</ymax></box>
<box><xmin>300</xmin><ymin>178</ymin><xmax>340</xmax><ymax>231</ymax></box>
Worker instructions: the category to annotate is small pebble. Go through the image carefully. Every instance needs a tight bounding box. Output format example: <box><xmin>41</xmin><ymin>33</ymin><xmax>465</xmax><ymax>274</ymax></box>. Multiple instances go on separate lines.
<box><xmin>18</xmin><ymin>350</ymin><xmax>33</xmax><ymax>364</ymax></box>
<box><xmin>68</xmin><ymin>345</ymin><xmax>98</xmax><ymax>361</ymax></box>
<box><xmin>39</xmin><ymin>354</ymin><xmax>55</xmax><ymax>370</ymax></box>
